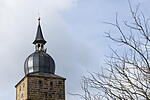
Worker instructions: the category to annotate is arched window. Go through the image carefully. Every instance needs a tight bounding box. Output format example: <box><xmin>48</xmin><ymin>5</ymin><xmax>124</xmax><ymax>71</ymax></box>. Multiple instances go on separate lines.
<box><xmin>38</xmin><ymin>44</ymin><xmax>40</xmax><ymax>48</ymax></box>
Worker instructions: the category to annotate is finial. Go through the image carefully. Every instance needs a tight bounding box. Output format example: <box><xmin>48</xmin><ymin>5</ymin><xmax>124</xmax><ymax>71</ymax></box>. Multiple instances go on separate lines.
<box><xmin>38</xmin><ymin>17</ymin><xmax>40</xmax><ymax>21</ymax></box>
<box><xmin>38</xmin><ymin>10</ymin><xmax>40</xmax><ymax>22</ymax></box>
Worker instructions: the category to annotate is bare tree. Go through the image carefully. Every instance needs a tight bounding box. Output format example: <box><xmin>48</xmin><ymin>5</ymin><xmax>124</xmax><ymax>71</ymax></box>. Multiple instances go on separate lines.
<box><xmin>77</xmin><ymin>1</ymin><xmax>150</xmax><ymax>100</ymax></box>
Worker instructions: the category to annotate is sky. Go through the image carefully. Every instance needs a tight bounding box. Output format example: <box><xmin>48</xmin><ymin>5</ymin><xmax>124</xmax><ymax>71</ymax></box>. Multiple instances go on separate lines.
<box><xmin>0</xmin><ymin>0</ymin><xmax>150</xmax><ymax>100</ymax></box>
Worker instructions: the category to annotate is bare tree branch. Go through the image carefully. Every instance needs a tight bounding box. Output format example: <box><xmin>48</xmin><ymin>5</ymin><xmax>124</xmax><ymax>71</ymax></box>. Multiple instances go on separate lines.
<box><xmin>74</xmin><ymin>1</ymin><xmax>150</xmax><ymax>100</ymax></box>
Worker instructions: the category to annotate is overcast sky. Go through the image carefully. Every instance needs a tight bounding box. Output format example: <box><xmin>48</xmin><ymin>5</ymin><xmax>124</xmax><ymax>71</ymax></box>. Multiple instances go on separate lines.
<box><xmin>0</xmin><ymin>0</ymin><xmax>150</xmax><ymax>100</ymax></box>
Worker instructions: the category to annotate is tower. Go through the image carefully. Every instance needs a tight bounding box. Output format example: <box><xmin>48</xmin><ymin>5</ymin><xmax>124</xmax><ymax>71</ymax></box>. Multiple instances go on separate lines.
<box><xmin>15</xmin><ymin>18</ymin><xmax>66</xmax><ymax>100</ymax></box>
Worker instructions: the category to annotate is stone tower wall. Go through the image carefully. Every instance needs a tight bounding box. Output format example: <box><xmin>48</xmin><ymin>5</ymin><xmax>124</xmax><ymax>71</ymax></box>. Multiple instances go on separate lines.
<box><xmin>16</xmin><ymin>75</ymin><xmax>65</xmax><ymax>100</ymax></box>
<box><xmin>28</xmin><ymin>76</ymin><xmax>65</xmax><ymax>100</ymax></box>
<box><xmin>16</xmin><ymin>77</ymin><xmax>28</xmax><ymax>100</ymax></box>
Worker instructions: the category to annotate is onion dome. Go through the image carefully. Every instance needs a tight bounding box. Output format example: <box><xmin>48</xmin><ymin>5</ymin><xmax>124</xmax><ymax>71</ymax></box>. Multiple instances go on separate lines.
<box><xmin>24</xmin><ymin>17</ymin><xmax>55</xmax><ymax>75</ymax></box>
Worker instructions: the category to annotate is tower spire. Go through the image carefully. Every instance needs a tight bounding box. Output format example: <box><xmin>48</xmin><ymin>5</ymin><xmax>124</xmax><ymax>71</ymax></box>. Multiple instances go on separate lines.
<box><xmin>33</xmin><ymin>17</ymin><xmax>46</xmax><ymax>51</ymax></box>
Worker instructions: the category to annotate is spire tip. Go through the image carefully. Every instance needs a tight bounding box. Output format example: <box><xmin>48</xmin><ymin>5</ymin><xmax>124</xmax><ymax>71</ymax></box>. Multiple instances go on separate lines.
<box><xmin>38</xmin><ymin>17</ymin><xmax>40</xmax><ymax>21</ymax></box>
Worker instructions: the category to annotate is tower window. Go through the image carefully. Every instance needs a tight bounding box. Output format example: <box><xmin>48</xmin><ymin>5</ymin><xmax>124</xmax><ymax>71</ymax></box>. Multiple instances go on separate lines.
<box><xmin>38</xmin><ymin>44</ymin><xmax>40</xmax><ymax>48</ymax></box>
<box><xmin>19</xmin><ymin>86</ymin><xmax>21</xmax><ymax>91</ymax></box>
<box><xmin>41</xmin><ymin>45</ymin><xmax>43</xmax><ymax>48</ymax></box>
<box><xmin>58</xmin><ymin>81</ymin><xmax>62</xmax><ymax>85</ymax></box>
<box><xmin>50</xmin><ymin>81</ymin><xmax>53</xmax><ymax>86</ymax></box>
<box><xmin>39</xmin><ymin>80</ymin><xmax>43</xmax><ymax>87</ymax></box>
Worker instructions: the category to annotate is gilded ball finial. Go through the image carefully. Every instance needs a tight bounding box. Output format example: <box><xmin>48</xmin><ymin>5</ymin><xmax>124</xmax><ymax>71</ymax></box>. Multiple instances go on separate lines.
<box><xmin>38</xmin><ymin>17</ymin><xmax>40</xmax><ymax>21</ymax></box>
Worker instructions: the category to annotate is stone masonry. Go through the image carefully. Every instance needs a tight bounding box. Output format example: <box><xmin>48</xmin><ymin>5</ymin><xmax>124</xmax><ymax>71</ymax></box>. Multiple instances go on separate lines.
<box><xmin>16</xmin><ymin>73</ymin><xmax>66</xmax><ymax>100</ymax></box>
